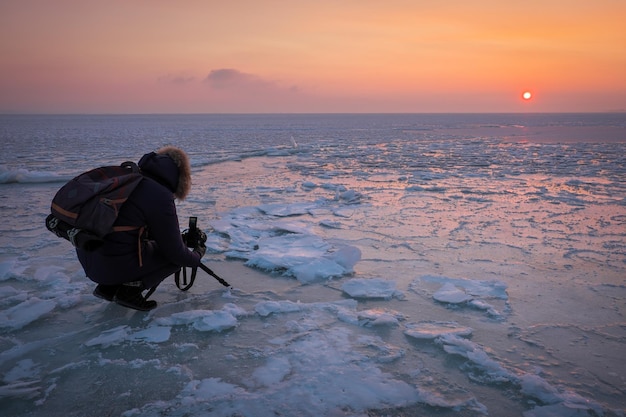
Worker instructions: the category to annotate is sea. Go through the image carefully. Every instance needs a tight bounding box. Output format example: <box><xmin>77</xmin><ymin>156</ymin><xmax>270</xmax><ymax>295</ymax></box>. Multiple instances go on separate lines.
<box><xmin>1</xmin><ymin>113</ymin><xmax>625</xmax><ymax>417</ymax></box>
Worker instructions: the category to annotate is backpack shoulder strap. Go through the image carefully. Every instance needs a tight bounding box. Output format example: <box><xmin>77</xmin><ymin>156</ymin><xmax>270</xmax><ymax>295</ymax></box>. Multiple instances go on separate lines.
<box><xmin>120</xmin><ymin>161</ymin><xmax>140</xmax><ymax>173</ymax></box>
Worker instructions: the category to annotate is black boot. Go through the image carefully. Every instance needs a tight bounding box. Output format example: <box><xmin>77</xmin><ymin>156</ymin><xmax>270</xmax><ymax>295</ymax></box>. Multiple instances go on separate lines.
<box><xmin>93</xmin><ymin>284</ymin><xmax>120</xmax><ymax>302</ymax></box>
<box><xmin>113</xmin><ymin>285</ymin><xmax>157</xmax><ymax>311</ymax></box>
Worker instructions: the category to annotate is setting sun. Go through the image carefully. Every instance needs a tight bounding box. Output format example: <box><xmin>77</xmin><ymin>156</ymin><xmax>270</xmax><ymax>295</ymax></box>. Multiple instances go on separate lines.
<box><xmin>523</xmin><ymin>91</ymin><xmax>532</xmax><ymax>100</ymax></box>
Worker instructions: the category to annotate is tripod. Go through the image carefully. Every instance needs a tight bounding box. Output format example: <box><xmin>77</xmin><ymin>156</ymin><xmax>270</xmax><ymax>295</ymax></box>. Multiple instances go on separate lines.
<box><xmin>175</xmin><ymin>263</ymin><xmax>232</xmax><ymax>291</ymax></box>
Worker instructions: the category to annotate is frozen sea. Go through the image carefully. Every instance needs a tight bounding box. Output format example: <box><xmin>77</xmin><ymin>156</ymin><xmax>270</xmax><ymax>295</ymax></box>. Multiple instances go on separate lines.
<box><xmin>0</xmin><ymin>113</ymin><xmax>625</xmax><ymax>417</ymax></box>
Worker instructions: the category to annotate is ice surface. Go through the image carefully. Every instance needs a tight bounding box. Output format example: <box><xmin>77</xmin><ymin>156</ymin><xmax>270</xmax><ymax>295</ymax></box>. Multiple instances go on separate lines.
<box><xmin>1</xmin><ymin>114</ymin><xmax>625</xmax><ymax>416</ymax></box>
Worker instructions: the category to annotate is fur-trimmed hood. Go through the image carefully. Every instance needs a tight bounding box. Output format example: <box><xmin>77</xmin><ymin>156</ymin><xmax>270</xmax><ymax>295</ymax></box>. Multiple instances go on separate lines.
<box><xmin>138</xmin><ymin>146</ymin><xmax>192</xmax><ymax>200</ymax></box>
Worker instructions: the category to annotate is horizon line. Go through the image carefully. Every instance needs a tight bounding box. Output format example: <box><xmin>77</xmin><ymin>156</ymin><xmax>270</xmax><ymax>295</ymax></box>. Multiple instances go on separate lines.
<box><xmin>2</xmin><ymin>110</ymin><xmax>625</xmax><ymax>116</ymax></box>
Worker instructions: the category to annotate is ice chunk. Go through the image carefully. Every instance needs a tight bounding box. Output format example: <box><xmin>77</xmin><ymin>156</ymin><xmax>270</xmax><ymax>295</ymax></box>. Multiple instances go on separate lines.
<box><xmin>4</xmin><ymin>359</ymin><xmax>41</xmax><ymax>383</ymax></box>
<box><xmin>404</xmin><ymin>321</ymin><xmax>473</xmax><ymax>340</ymax></box>
<box><xmin>292</xmin><ymin>257</ymin><xmax>346</xmax><ymax>283</ymax></box>
<box><xmin>0</xmin><ymin>298</ymin><xmax>56</xmax><ymax>330</ymax></box>
<box><xmin>357</xmin><ymin>308</ymin><xmax>404</xmax><ymax>327</ymax></box>
<box><xmin>436</xmin><ymin>334</ymin><xmax>514</xmax><ymax>383</ymax></box>
<box><xmin>254</xmin><ymin>300</ymin><xmax>302</xmax><ymax>317</ymax></box>
<box><xmin>155</xmin><ymin>309</ymin><xmax>238</xmax><ymax>332</ymax></box>
<box><xmin>246</xmin><ymin>234</ymin><xmax>360</xmax><ymax>282</ymax></box>
<box><xmin>418</xmin><ymin>275</ymin><xmax>508</xmax><ymax>300</ymax></box>
<box><xmin>341</xmin><ymin>278</ymin><xmax>403</xmax><ymax>300</ymax></box>
<box><xmin>330</xmin><ymin>245</ymin><xmax>361</xmax><ymax>272</ymax></box>
<box><xmin>433</xmin><ymin>282</ymin><xmax>473</xmax><ymax>304</ymax></box>
<box><xmin>129</xmin><ymin>326</ymin><xmax>172</xmax><ymax>343</ymax></box>
<box><xmin>180</xmin><ymin>378</ymin><xmax>242</xmax><ymax>403</ymax></box>
<box><xmin>245</xmin><ymin>234</ymin><xmax>330</xmax><ymax>271</ymax></box>
<box><xmin>257</xmin><ymin>202</ymin><xmax>315</xmax><ymax>217</ymax></box>
<box><xmin>84</xmin><ymin>326</ymin><xmax>131</xmax><ymax>348</ymax></box>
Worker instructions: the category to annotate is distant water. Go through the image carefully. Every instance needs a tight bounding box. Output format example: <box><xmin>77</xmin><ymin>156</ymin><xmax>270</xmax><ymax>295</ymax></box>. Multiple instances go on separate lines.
<box><xmin>1</xmin><ymin>113</ymin><xmax>625</xmax><ymax>416</ymax></box>
<box><xmin>2</xmin><ymin>113</ymin><xmax>625</xmax><ymax>175</ymax></box>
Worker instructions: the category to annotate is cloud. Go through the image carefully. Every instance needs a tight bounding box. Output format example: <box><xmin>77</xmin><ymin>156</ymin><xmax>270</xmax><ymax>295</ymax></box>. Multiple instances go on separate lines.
<box><xmin>204</xmin><ymin>68</ymin><xmax>277</xmax><ymax>91</ymax></box>
<box><xmin>169</xmin><ymin>68</ymin><xmax>311</xmax><ymax>112</ymax></box>
<box><xmin>205</xmin><ymin>68</ymin><xmax>249</xmax><ymax>84</ymax></box>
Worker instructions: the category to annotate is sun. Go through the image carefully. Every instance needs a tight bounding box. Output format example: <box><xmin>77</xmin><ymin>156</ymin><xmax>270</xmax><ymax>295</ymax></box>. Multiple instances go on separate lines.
<box><xmin>522</xmin><ymin>91</ymin><xmax>532</xmax><ymax>100</ymax></box>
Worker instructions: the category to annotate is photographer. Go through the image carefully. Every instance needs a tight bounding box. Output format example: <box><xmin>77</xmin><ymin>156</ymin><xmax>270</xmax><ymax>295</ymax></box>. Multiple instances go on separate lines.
<box><xmin>76</xmin><ymin>146</ymin><xmax>206</xmax><ymax>311</ymax></box>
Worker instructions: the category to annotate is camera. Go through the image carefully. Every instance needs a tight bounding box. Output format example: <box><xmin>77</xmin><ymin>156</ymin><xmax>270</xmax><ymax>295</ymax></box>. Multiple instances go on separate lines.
<box><xmin>182</xmin><ymin>216</ymin><xmax>206</xmax><ymax>248</ymax></box>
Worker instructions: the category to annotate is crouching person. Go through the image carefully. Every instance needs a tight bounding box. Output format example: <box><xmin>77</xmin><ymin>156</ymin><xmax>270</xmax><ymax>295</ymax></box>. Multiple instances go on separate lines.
<box><xmin>76</xmin><ymin>146</ymin><xmax>206</xmax><ymax>311</ymax></box>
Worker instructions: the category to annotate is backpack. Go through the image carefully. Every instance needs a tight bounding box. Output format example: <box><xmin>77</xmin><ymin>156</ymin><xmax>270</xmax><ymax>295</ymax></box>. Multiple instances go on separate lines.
<box><xmin>45</xmin><ymin>161</ymin><xmax>144</xmax><ymax>251</ymax></box>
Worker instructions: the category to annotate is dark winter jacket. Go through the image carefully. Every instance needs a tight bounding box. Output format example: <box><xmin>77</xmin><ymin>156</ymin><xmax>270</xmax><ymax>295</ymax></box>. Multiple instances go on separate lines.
<box><xmin>77</xmin><ymin>148</ymin><xmax>201</xmax><ymax>288</ymax></box>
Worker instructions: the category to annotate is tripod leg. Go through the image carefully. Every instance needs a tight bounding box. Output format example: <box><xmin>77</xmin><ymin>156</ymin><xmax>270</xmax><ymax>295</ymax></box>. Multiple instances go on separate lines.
<box><xmin>198</xmin><ymin>263</ymin><xmax>232</xmax><ymax>288</ymax></box>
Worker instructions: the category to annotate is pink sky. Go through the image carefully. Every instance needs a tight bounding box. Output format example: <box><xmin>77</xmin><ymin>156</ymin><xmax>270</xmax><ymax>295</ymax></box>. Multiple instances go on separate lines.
<box><xmin>1</xmin><ymin>0</ymin><xmax>625</xmax><ymax>113</ymax></box>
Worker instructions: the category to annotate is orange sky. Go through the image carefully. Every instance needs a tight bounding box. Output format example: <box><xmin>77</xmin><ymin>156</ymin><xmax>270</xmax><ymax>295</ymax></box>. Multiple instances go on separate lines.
<box><xmin>1</xmin><ymin>0</ymin><xmax>625</xmax><ymax>113</ymax></box>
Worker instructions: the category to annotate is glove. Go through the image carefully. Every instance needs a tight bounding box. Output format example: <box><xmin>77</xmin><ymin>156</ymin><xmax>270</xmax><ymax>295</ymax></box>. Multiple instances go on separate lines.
<box><xmin>198</xmin><ymin>230</ymin><xmax>207</xmax><ymax>245</ymax></box>
<box><xmin>193</xmin><ymin>243</ymin><xmax>206</xmax><ymax>259</ymax></box>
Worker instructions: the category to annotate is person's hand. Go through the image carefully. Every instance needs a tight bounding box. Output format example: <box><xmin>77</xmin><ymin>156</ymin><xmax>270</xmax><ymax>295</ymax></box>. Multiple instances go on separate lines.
<box><xmin>193</xmin><ymin>243</ymin><xmax>206</xmax><ymax>259</ymax></box>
